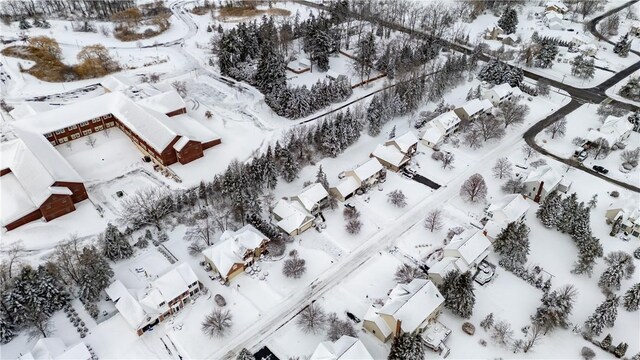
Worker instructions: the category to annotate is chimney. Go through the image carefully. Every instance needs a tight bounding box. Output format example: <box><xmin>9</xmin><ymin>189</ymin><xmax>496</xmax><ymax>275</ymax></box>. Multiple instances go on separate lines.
<box><xmin>395</xmin><ymin>319</ymin><xmax>402</xmax><ymax>337</ymax></box>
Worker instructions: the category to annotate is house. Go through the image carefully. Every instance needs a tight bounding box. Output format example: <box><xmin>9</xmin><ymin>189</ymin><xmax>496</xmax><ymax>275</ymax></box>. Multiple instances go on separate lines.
<box><xmin>202</xmin><ymin>225</ymin><xmax>270</xmax><ymax>282</ymax></box>
<box><xmin>428</xmin><ymin>256</ymin><xmax>469</xmax><ymax>285</ymax></box>
<box><xmin>371</xmin><ymin>131</ymin><xmax>419</xmax><ymax>171</ymax></box>
<box><xmin>326</xmin><ymin>70</ymin><xmax>344</xmax><ymax>81</ymax></box>
<box><xmin>482</xmin><ymin>83</ymin><xmax>521</xmax><ymax>106</ymax></box>
<box><xmin>571</xmin><ymin>34</ymin><xmax>592</xmax><ymax>47</ymax></box>
<box><xmin>18</xmin><ymin>338</ymin><xmax>91</xmax><ymax>360</ymax></box>
<box><xmin>522</xmin><ymin>165</ymin><xmax>571</xmax><ymax>203</ymax></box>
<box><xmin>453</xmin><ymin>98</ymin><xmax>493</xmax><ymax>122</ymax></box>
<box><xmin>330</xmin><ymin>158</ymin><xmax>384</xmax><ymax>201</ymax></box>
<box><xmin>484</xmin><ymin>24</ymin><xmax>504</xmax><ymax>40</ymax></box>
<box><xmin>272</xmin><ymin>183</ymin><xmax>328</xmax><ymax>235</ymax></box>
<box><xmin>363</xmin><ymin>279</ymin><xmax>444</xmax><ymax>342</ymax></box>
<box><xmin>444</xmin><ymin>230</ymin><xmax>491</xmax><ymax>270</ymax></box>
<box><xmin>299</xmin><ymin>58</ymin><xmax>311</xmax><ymax>68</ymax></box>
<box><xmin>106</xmin><ymin>263</ymin><xmax>201</xmax><ymax>336</ymax></box>
<box><xmin>482</xmin><ymin>194</ymin><xmax>531</xmax><ymax>241</ymax></box>
<box><xmin>501</xmin><ymin>33</ymin><xmax>518</xmax><ymax>46</ymax></box>
<box><xmin>1</xmin><ymin>138</ymin><xmax>88</xmax><ymax>231</ymax></box>
<box><xmin>579</xmin><ymin>43</ymin><xmax>598</xmax><ymax>57</ymax></box>
<box><xmin>606</xmin><ymin>206</ymin><xmax>640</xmax><ymax>238</ymax></box>
<box><xmin>136</xmin><ymin>90</ymin><xmax>187</xmax><ymax>117</ymax></box>
<box><xmin>310</xmin><ymin>336</ymin><xmax>373</xmax><ymax>360</ymax></box>
<box><xmin>585</xmin><ymin>115</ymin><xmax>634</xmax><ymax>145</ymax></box>
<box><xmin>543</xmin><ymin>11</ymin><xmax>564</xmax><ymax>30</ymax></box>
<box><xmin>631</xmin><ymin>21</ymin><xmax>640</xmax><ymax>37</ymax></box>
<box><xmin>545</xmin><ymin>1</ymin><xmax>568</xmax><ymax>14</ymax></box>
<box><xmin>421</xmin><ymin>111</ymin><xmax>461</xmax><ymax>148</ymax></box>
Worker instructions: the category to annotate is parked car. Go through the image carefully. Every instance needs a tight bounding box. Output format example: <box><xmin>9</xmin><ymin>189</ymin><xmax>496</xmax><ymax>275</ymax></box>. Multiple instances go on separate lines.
<box><xmin>592</xmin><ymin>165</ymin><xmax>609</xmax><ymax>174</ymax></box>
<box><xmin>344</xmin><ymin>203</ymin><xmax>356</xmax><ymax>209</ymax></box>
<box><xmin>346</xmin><ymin>311</ymin><xmax>361</xmax><ymax>323</ymax></box>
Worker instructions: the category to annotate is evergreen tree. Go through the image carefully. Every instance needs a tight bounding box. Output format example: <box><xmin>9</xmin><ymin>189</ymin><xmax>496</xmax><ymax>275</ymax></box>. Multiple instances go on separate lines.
<box><xmin>356</xmin><ymin>32</ymin><xmax>377</xmax><ymax>81</ymax></box>
<box><xmin>497</xmin><ymin>7</ymin><xmax>518</xmax><ymax>34</ymax></box>
<box><xmin>19</xmin><ymin>18</ymin><xmax>32</xmax><ymax>29</ymax></box>
<box><xmin>480</xmin><ymin>313</ymin><xmax>494</xmax><ymax>330</ymax></box>
<box><xmin>599</xmin><ymin>251</ymin><xmax>635</xmax><ymax>293</ymax></box>
<box><xmin>601</xmin><ymin>333</ymin><xmax>613</xmax><ymax>349</ymax></box>
<box><xmin>571</xmin><ymin>55</ymin><xmax>595</xmax><ymax>79</ymax></box>
<box><xmin>0</xmin><ymin>311</ymin><xmax>15</xmax><ymax>344</ymax></box>
<box><xmin>388</xmin><ymin>332</ymin><xmax>424</xmax><ymax>360</ymax></box>
<box><xmin>102</xmin><ymin>223</ymin><xmax>134</xmax><ymax>261</ymax></box>
<box><xmin>367</xmin><ymin>95</ymin><xmax>383</xmax><ymax>136</ymax></box>
<box><xmin>494</xmin><ymin>222</ymin><xmax>530</xmax><ymax>270</ymax></box>
<box><xmin>439</xmin><ymin>270</ymin><xmax>476</xmax><ymax>319</ymax></box>
<box><xmin>535</xmin><ymin>39</ymin><xmax>559</xmax><ymax>69</ymax></box>
<box><xmin>254</xmin><ymin>45</ymin><xmax>286</xmax><ymax>94</ymax></box>
<box><xmin>315</xmin><ymin>165</ymin><xmax>329</xmax><ymax>190</ymax></box>
<box><xmin>613</xmin><ymin>33</ymin><xmax>632</xmax><ymax>57</ymax></box>
<box><xmin>532</xmin><ymin>285</ymin><xmax>577</xmax><ymax>333</ymax></box>
<box><xmin>557</xmin><ymin>193</ymin><xmax>579</xmax><ymax>233</ymax></box>
<box><xmin>572</xmin><ymin>236</ymin><xmax>603</xmax><ymax>277</ymax></box>
<box><xmin>78</xmin><ymin>246</ymin><xmax>114</xmax><ymax>302</ymax></box>
<box><xmin>536</xmin><ymin>191</ymin><xmax>562</xmax><ymax>228</ymax></box>
<box><xmin>584</xmin><ymin>295</ymin><xmax>619</xmax><ymax>336</ymax></box>
<box><xmin>623</xmin><ymin>283</ymin><xmax>640</xmax><ymax>311</ymax></box>
<box><xmin>281</xmin><ymin>150</ymin><xmax>299</xmax><ymax>183</ymax></box>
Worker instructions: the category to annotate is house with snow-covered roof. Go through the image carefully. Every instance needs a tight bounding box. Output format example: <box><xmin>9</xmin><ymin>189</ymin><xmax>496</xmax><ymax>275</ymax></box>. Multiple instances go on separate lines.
<box><xmin>370</xmin><ymin>131</ymin><xmax>418</xmax><ymax>172</ymax></box>
<box><xmin>444</xmin><ymin>230</ymin><xmax>491</xmax><ymax>271</ymax></box>
<box><xmin>363</xmin><ymin>278</ymin><xmax>444</xmax><ymax>342</ymax></box>
<box><xmin>310</xmin><ymin>335</ymin><xmax>373</xmax><ymax>360</ymax></box>
<box><xmin>330</xmin><ymin>158</ymin><xmax>385</xmax><ymax>201</ymax></box>
<box><xmin>483</xmin><ymin>194</ymin><xmax>531</xmax><ymax>241</ymax></box>
<box><xmin>543</xmin><ymin>11</ymin><xmax>564</xmax><ymax>30</ymax></box>
<box><xmin>522</xmin><ymin>165</ymin><xmax>571</xmax><ymax>203</ymax></box>
<box><xmin>202</xmin><ymin>225</ymin><xmax>270</xmax><ymax>282</ymax></box>
<box><xmin>453</xmin><ymin>98</ymin><xmax>493</xmax><ymax>122</ymax></box>
<box><xmin>545</xmin><ymin>1</ymin><xmax>568</xmax><ymax>13</ymax></box>
<box><xmin>105</xmin><ymin>263</ymin><xmax>201</xmax><ymax>336</ymax></box>
<box><xmin>484</xmin><ymin>24</ymin><xmax>504</xmax><ymax>40</ymax></box>
<box><xmin>1</xmin><ymin>137</ymin><xmax>88</xmax><ymax>231</ymax></box>
<box><xmin>272</xmin><ymin>183</ymin><xmax>328</xmax><ymax>235</ymax></box>
<box><xmin>421</xmin><ymin>111</ymin><xmax>461</xmax><ymax>148</ymax></box>
<box><xmin>482</xmin><ymin>83</ymin><xmax>522</xmax><ymax>106</ymax></box>
<box><xmin>606</xmin><ymin>203</ymin><xmax>640</xmax><ymax>238</ymax></box>
<box><xmin>18</xmin><ymin>338</ymin><xmax>91</xmax><ymax>360</ymax></box>
<box><xmin>136</xmin><ymin>90</ymin><xmax>187</xmax><ymax>117</ymax></box>
<box><xmin>585</xmin><ymin>115</ymin><xmax>634</xmax><ymax>146</ymax></box>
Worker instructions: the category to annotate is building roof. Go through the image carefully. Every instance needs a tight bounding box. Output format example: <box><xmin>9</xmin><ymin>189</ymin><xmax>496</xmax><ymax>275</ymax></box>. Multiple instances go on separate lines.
<box><xmin>385</xmin><ymin>131</ymin><xmax>419</xmax><ymax>154</ymax></box>
<box><xmin>9</xmin><ymin>101</ymin><xmax>53</xmax><ymax>120</ymax></box>
<box><xmin>546</xmin><ymin>1</ymin><xmax>568</xmax><ymax>11</ymax></box>
<box><xmin>421</xmin><ymin>126</ymin><xmax>445</xmax><ymax>145</ymax></box>
<box><xmin>202</xmin><ymin>225</ymin><xmax>268</xmax><ymax>277</ymax></box>
<box><xmin>431</xmin><ymin>111</ymin><xmax>461</xmax><ymax>131</ymax></box>
<box><xmin>352</xmin><ymin>158</ymin><xmax>383</xmax><ymax>182</ymax></box>
<box><xmin>105</xmin><ymin>279</ymin><xmax>129</xmax><ymax>302</ymax></box>
<box><xmin>378</xmin><ymin>279</ymin><xmax>444</xmax><ymax>334</ymax></box>
<box><xmin>294</xmin><ymin>182</ymin><xmax>329</xmax><ymax>212</ymax></box>
<box><xmin>486</xmin><ymin>194</ymin><xmax>530</xmax><ymax>223</ymax></box>
<box><xmin>364</xmin><ymin>305</ymin><xmax>392</xmax><ymax>337</ymax></box>
<box><xmin>445</xmin><ymin>230</ymin><xmax>491</xmax><ymax>266</ymax></box>
<box><xmin>524</xmin><ymin>165</ymin><xmax>562</xmax><ymax>190</ymax></box>
<box><xmin>101</xmin><ymin>73</ymin><xmax>137</xmax><ymax>92</ymax></box>
<box><xmin>457</xmin><ymin>98</ymin><xmax>493</xmax><ymax>116</ymax></box>
<box><xmin>488</xmin><ymin>83</ymin><xmax>516</xmax><ymax>99</ymax></box>
<box><xmin>310</xmin><ymin>336</ymin><xmax>373</xmax><ymax>360</ymax></box>
<box><xmin>486</xmin><ymin>24</ymin><xmax>503</xmax><ymax>33</ymax></box>
<box><xmin>371</xmin><ymin>144</ymin><xmax>407</xmax><ymax>167</ymax></box>
<box><xmin>0</xmin><ymin>138</ymin><xmax>81</xmax><ymax>226</ymax></box>
<box><xmin>136</xmin><ymin>89</ymin><xmax>186</xmax><ymax>115</ymax></box>
<box><xmin>572</xmin><ymin>34</ymin><xmax>592</xmax><ymax>45</ymax></box>
<box><xmin>331</xmin><ymin>176</ymin><xmax>361</xmax><ymax>198</ymax></box>
<box><xmin>152</xmin><ymin>263</ymin><xmax>198</xmax><ymax>302</ymax></box>
<box><xmin>429</xmin><ymin>256</ymin><xmax>467</xmax><ymax>277</ymax></box>
<box><xmin>18</xmin><ymin>338</ymin><xmax>91</xmax><ymax>360</ymax></box>
<box><xmin>273</xmin><ymin>199</ymin><xmax>314</xmax><ymax>234</ymax></box>
<box><xmin>544</xmin><ymin>11</ymin><xmax>563</xmax><ymax>20</ymax></box>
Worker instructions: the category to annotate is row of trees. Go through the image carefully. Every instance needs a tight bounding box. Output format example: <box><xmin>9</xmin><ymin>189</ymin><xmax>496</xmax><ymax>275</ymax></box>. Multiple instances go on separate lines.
<box><xmin>0</xmin><ymin>0</ymin><xmax>135</xmax><ymax>19</ymax></box>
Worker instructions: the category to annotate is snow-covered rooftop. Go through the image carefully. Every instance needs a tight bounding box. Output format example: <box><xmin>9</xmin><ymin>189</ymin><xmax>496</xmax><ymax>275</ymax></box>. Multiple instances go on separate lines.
<box><xmin>18</xmin><ymin>338</ymin><xmax>91</xmax><ymax>360</ymax></box>
<box><xmin>371</xmin><ymin>144</ymin><xmax>407</xmax><ymax>167</ymax></box>
<box><xmin>385</xmin><ymin>131</ymin><xmax>418</xmax><ymax>154</ymax></box>
<box><xmin>486</xmin><ymin>194</ymin><xmax>530</xmax><ymax>223</ymax></box>
<box><xmin>432</xmin><ymin>111</ymin><xmax>461</xmax><ymax>131</ymax></box>
<box><xmin>445</xmin><ymin>230</ymin><xmax>491</xmax><ymax>267</ymax></box>
<box><xmin>378</xmin><ymin>279</ymin><xmax>444</xmax><ymax>334</ymax></box>
<box><xmin>136</xmin><ymin>89</ymin><xmax>186</xmax><ymax>114</ymax></box>
<box><xmin>429</xmin><ymin>256</ymin><xmax>468</xmax><ymax>277</ymax></box>
<box><xmin>457</xmin><ymin>98</ymin><xmax>493</xmax><ymax>116</ymax></box>
<box><xmin>9</xmin><ymin>101</ymin><xmax>53</xmax><ymax>120</ymax></box>
<box><xmin>273</xmin><ymin>199</ymin><xmax>314</xmax><ymax>234</ymax></box>
<box><xmin>488</xmin><ymin>83</ymin><xmax>516</xmax><ymax>99</ymax></box>
<box><xmin>152</xmin><ymin>263</ymin><xmax>198</xmax><ymax>303</ymax></box>
<box><xmin>310</xmin><ymin>336</ymin><xmax>373</xmax><ymax>360</ymax></box>
<box><xmin>101</xmin><ymin>74</ymin><xmax>137</xmax><ymax>92</ymax></box>
<box><xmin>332</xmin><ymin>176</ymin><xmax>360</xmax><ymax>199</ymax></box>
<box><xmin>421</xmin><ymin>126</ymin><xmax>445</xmax><ymax>145</ymax></box>
<box><xmin>352</xmin><ymin>158</ymin><xmax>383</xmax><ymax>182</ymax></box>
<box><xmin>546</xmin><ymin>1</ymin><xmax>568</xmax><ymax>11</ymax></box>
<box><xmin>294</xmin><ymin>182</ymin><xmax>329</xmax><ymax>212</ymax></box>
<box><xmin>524</xmin><ymin>165</ymin><xmax>562</xmax><ymax>190</ymax></box>
<box><xmin>203</xmin><ymin>225</ymin><xmax>268</xmax><ymax>277</ymax></box>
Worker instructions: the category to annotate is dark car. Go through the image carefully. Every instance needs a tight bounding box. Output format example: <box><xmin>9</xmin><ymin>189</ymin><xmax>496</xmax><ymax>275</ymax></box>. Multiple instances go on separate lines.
<box><xmin>592</xmin><ymin>165</ymin><xmax>609</xmax><ymax>174</ymax></box>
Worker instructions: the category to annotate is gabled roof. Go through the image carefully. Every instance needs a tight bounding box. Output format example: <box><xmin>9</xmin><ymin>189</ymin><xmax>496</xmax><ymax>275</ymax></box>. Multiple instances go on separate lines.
<box><xmin>101</xmin><ymin>73</ymin><xmax>137</xmax><ymax>92</ymax></box>
<box><xmin>428</xmin><ymin>256</ymin><xmax>468</xmax><ymax>277</ymax></box>
<box><xmin>457</xmin><ymin>98</ymin><xmax>493</xmax><ymax>116</ymax></box>
<box><xmin>431</xmin><ymin>111</ymin><xmax>461</xmax><ymax>131</ymax></box>
<box><xmin>601</xmin><ymin>115</ymin><xmax>633</xmax><ymax>136</ymax></box>
<box><xmin>294</xmin><ymin>183</ymin><xmax>329</xmax><ymax>212</ymax></box>
<box><xmin>378</xmin><ymin>279</ymin><xmax>444</xmax><ymax>333</ymax></box>
<box><xmin>136</xmin><ymin>89</ymin><xmax>186</xmax><ymax>114</ymax></box>
<box><xmin>273</xmin><ymin>199</ymin><xmax>314</xmax><ymax>234</ymax></box>
<box><xmin>421</xmin><ymin>126</ymin><xmax>445</xmax><ymax>145</ymax></box>
<box><xmin>486</xmin><ymin>194</ymin><xmax>530</xmax><ymax>223</ymax></box>
<box><xmin>445</xmin><ymin>230</ymin><xmax>491</xmax><ymax>266</ymax></box>
<box><xmin>18</xmin><ymin>338</ymin><xmax>91</xmax><ymax>360</ymax></box>
<box><xmin>152</xmin><ymin>263</ymin><xmax>197</xmax><ymax>302</ymax></box>
<box><xmin>385</xmin><ymin>131</ymin><xmax>418</xmax><ymax>154</ymax></box>
<box><xmin>546</xmin><ymin>1</ymin><xmax>568</xmax><ymax>11</ymax></box>
<box><xmin>115</xmin><ymin>289</ymin><xmax>150</xmax><ymax>330</ymax></box>
<box><xmin>202</xmin><ymin>225</ymin><xmax>269</xmax><ymax>277</ymax></box>
<box><xmin>544</xmin><ymin>11</ymin><xmax>563</xmax><ymax>20</ymax></box>
<box><xmin>524</xmin><ymin>165</ymin><xmax>562</xmax><ymax>190</ymax></box>
<box><xmin>310</xmin><ymin>336</ymin><xmax>373</xmax><ymax>360</ymax></box>
<box><xmin>105</xmin><ymin>279</ymin><xmax>129</xmax><ymax>302</ymax></box>
<box><xmin>371</xmin><ymin>144</ymin><xmax>407</xmax><ymax>167</ymax></box>
<box><xmin>488</xmin><ymin>83</ymin><xmax>516</xmax><ymax>99</ymax></box>
<box><xmin>352</xmin><ymin>158</ymin><xmax>383</xmax><ymax>182</ymax></box>
<box><xmin>331</xmin><ymin>176</ymin><xmax>360</xmax><ymax>198</ymax></box>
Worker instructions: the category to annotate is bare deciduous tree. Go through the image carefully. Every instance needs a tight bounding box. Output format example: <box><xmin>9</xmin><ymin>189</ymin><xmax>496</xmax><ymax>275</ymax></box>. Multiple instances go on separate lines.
<box><xmin>464</xmin><ymin>128</ymin><xmax>483</xmax><ymax>149</ymax></box>
<box><xmin>184</xmin><ymin>217</ymin><xmax>215</xmax><ymax>246</ymax></box>
<box><xmin>119</xmin><ymin>187</ymin><xmax>173</xmax><ymax>230</ymax></box>
<box><xmin>521</xmin><ymin>144</ymin><xmax>537</xmax><ymax>161</ymax></box>
<box><xmin>522</xmin><ymin>324</ymin><xmax>544</xmax><ymax>353</ymax></box>
<box><xmin>172</xmin><ymin>80</ymin><xmax>188</xmax><ymax>97</ymax></box>
<box><xmin>394</xmin><ymin>264</ymin><xmax>426</xmax><ymax>284</ymax></box>
<box><xmin>387</xmin><ymin>189</ymin><xmax>407</xmax><ymax>208</ymax></box>
<box><xmin>460</xmin><ymin>174</ymin><xmax>488</xmax><ymax>202</ymax></box>
<box><xmin>327</xmin><ymin>313</ymin><xmax>357</xmax><ymax>341</ymax></box>
<box><xmin>491</xmin><ymin>320</ymin><xmax>513</xmax><ymax>346</ymax></box>
<box><xmin>202</xmin><ymin>309</ymin><xmax>232</xmax><ymax>338</ymax></box>
<box><xmin>492</xmin><ymin>157</ymin><xmax>513</xmax><ymax>179</ymax></box>
<box><xmin>187</xmin><ymin>242</ymin><xmax>204</xmax><ymax>256</ymax></box>
<box><xmin>85</xmin><ymin>135</ymin><xmax>97</xmax><ymax>148</ymax></box>
<box><xmin>498</xmin><ymin>100</ymin><xmax>530</xmax><ymax>128</ymax></box>
<box><xmin>424</xmin><ymin>209</ymin><xmax>444</xmax><ymax>232</ymax></box>
<box><xmin>345</xmin><ymin>219</ymin><xmax>363</xmax><ymax>235</ymax></box>
<box><xmin>473</xmin><ymin>114</ymin><xmax>506</xmax><ymax>141</ymax></box>
<box><xmin>589</xmin><ymin>137</ymin><xmax>610</xmax><ymax>159</ymax></box>
<box><xmin>1</xmin><ymin>241</ymin><xmax>25</xmax><ymax>279</ymax></box>
<box><xmin>432</xmin><ymin>151</ymin><xmax>455</xmax><ymax>169</ymax></box>
<box><xmin>297</xmin><ymin>304</ymin><xmax>326</xmax><ymax>334</ymax></box>
<box><xmin>545</xmin><ymin>117</ymin><xmax>567</xmax><ymax>139</ymax></box>
<box><xmin>502</xmin><ymin>178</ymin><xmax>525</xmax><ymax>194</ymax></box>
<box><xmin>283</xmin><ymin>256</ymin><xmax>306</xmax><ymax>278</ymax></box>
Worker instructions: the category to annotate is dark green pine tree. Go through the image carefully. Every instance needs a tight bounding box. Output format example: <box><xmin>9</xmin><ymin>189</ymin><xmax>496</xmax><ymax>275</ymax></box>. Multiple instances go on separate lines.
<box><xmin>388</xmin><ymin>332</ymin><xmax>425</xmax><ymax>360</ymax></box>
<box><xmin>254</xmin><ymin>44</ymin><xmax>286</xmax><ymax>94</ymax></box>
<box><xmin>584</xmin><ymin>295</ymin><xmax>619</xmax><ymax>336</ymax></box>
<box><xmin>497</xmin><ymin>7</ymin><xmax>518</xmax><ymax>34</ymax></box>
<box><xmin>493</xmin><ymin>222</ymin><xmax>530</xmax><ymax>270</ymax></box>
<box><xmin>102</xmin><ymin>223</ymin><xmax>134</xmax><ymax>261</ymax></box>
<box><xmin>536</xmin><ymin>191</ymin><xmax>562</xmax><ymax>228</ymax></box>
<box><xmin>79</xmin><ymin>246</ymin><xmax>114</xmax><ymax>302</ymax></box>
<box><xmin>614</xmin><ymin>33</ymin><xmax>632</xmax><ymax>57</ymax></box>
<box><xmin>440</xmin><ymin>270</ymin><xmax>476</xmax><ymax>319</ymax></box>
<box><xmin>367</xmin><ymin>95</ymin><xmax>383</xmax><ymax>136</ymax></box>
